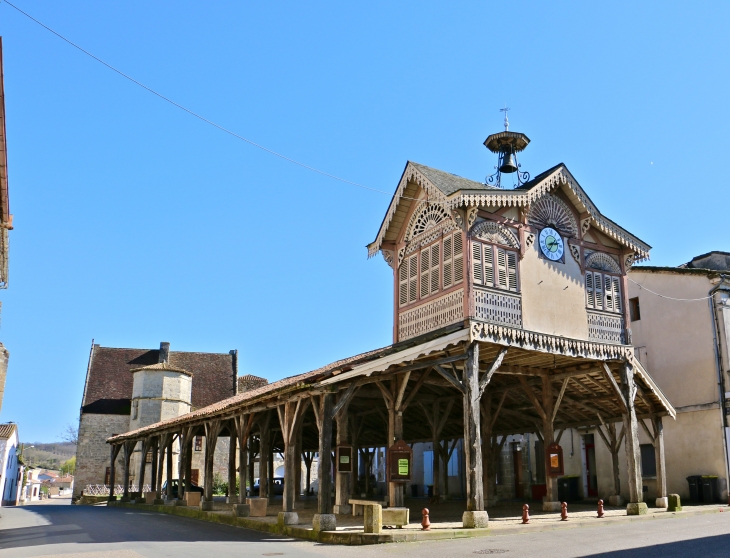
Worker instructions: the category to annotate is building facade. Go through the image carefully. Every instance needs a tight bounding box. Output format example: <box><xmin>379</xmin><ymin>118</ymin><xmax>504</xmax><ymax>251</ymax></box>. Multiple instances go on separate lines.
<box><xmin>0</xmin><ymin>423</ymin><xmax>20</xmax><ymax>505</ymax></box>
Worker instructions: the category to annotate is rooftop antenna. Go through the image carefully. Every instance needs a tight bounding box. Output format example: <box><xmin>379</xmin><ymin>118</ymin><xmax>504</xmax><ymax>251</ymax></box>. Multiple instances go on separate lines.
<box><xmin>484</xmin><ymin>107</ymin><xmax>530</xmax><ymax>189</ymax></box>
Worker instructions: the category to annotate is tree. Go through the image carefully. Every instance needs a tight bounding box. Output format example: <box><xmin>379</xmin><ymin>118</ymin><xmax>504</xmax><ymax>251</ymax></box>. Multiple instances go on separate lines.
<box><xmin>61</xmin><ymin>424</ymin><xmax>78</xmax><ymax>445</ymax></box>
<box><xmin>60</xmin><ymin>456</ymin><xmax>76</xmax><ymax>475</ymax></box>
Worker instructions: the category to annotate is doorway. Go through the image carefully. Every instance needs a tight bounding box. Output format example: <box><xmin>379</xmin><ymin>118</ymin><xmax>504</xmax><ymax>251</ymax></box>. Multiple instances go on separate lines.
<box><xmin>512</xmin><ymin>443</ymin><xmax>524</xmax><ymax>498</ymax></box>
<box><xmin>583</xmin><ymin>434</ymin><xmax>597</xmax><ymax>497</ymax></box>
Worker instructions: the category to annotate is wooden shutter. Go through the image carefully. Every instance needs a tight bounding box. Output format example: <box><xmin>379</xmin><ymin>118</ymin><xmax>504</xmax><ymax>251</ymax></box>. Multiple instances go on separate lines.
<box><xmin>399</xmin><ymin>260</ymin><xmax>409</xmax><ymax>307</ymax></box>
<box><xmin>420</xmin><ymin>248</ymin><xmax>430</xmax><ymax>299</ymax></box>
<box><xmin>612</xmin><ymin>277</ymin><xmax>622</xmax><ymax>313</ymax></box>
<box><xmin>443</xmin><ymin>236</ymin><xmax>453</xmax><ymax>288</ymax></box>
<box><xmin>430</xmin><ymin>243</ymin><xmax>440</xmax><ymax>294</ymax></box>
<box><xmin>586</xmin><ymin>272</ymin><xmax>595</xmax><ymax>308</ymax></box>
<box><xmin>409</xmin><ymin>255</ymin><xmax>418</xmax><ymax>303</ymax></box>
<box><xmin>472</xmin><ymin>241</ymin><xmax>483</xmax><ymax>284</ymax></box>
<box><xmin>594</xmin><ymin>272</ymin><xmax>604</xmax><ymax>310</ymax></box>
<box><xmin>496</xmin><ymin>248</ymin><xmax>508</xmax><ymax>289</ymax></box>
<box><xmin>484</xmin><ymin>244</ymin><xmax>494</xmax><ymax>287</ymax></box>
<box><xmin>507</xmin><ymin>251</ymin><xmax>518</xmax><ymax>292</ymax></box>
<box><xmin>454</xmin><ymin>232</ymin><xmax>464</xmax><ymax>283</ymax></box>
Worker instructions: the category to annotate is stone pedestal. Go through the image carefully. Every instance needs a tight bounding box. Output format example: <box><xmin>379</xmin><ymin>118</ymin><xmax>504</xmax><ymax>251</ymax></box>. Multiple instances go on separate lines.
<box><xmin>608</xmin><ymin>495</ymin><xmax>624</xmax><ymax>507</ymax></box>
<box><xmin>164</xmin><ymin>499</ymin><xmax>177</xmax><ymax>506</ymax></box>
<box><xmin>626</xmin><ymin>502</ymin><xmax>648</xmax><ymax>515</ymax></box>
<box><xmin>133</xmin><ymin>497</ymin><xmax>146</xmax><ymax>504</ymax></box>
<box><xmin>234</xmin><ymin>504</ymin><xmax>251</xmax><ymax>517</ymax></box>
<box><xmin>542</xmin><ymin>501</ymin><xmax>561</xmax><ymax>512</ymax></box>
<box><xmin>655</xmin><ymin>497</ymin><xmax>668</xmax><ymax>509</ymax></box>
<box><xmin>185</xmin><ymin>492</ymin><xmax>201</xmax><ymax>507</ymax></box>
<box><xmin>200</xmin><ymin>501</ymin><xmax>214</xmax><ymax>511</ymax></box>
<box><xmin>144</xmin><ymin>492</ymin><xmax>156</xmax><ymax>502</ymax></box>
<box><xmin>119</xmin><ymin>496</ymin><xmax>131</xmax><ymax>503</ymax></box>
<box><xmin>153</xmin><ymin>499</ymin><xmax>165</xmax><ymax>505</ymax></box>
<box><xmin>226</xmin><ymin>496</ymin><xmax>240</xmax><ymax>504</ymax></box>
<box><xmin>667</xmin><ymin>494</ymin><xmax>682</xmax><ymax>512</ymax></box>
<box><xmin>462</xmin><ymin>510</ymin><xmax>489</xmax><ymax>528</ymax></box>
<box><xmin>246</xmin><ymin>497</ymin><xmax>268</xmax><ymax>517</ymax></box>
<box><xmin>174</xmin><ymin>499</ymin><xmax>187</xmax><ymax>506</ymax></box>
<box><xmin>333</xmin><ymin>504</ymin><xmax>352</xmax><ymax>515</ymax></box>
<box><xmin>312</xmin><ymin>513</ymin><xmax>336</xmax><ymax>533</ymax></box>
<box><xmin>364</xmin><ymin>504</ymin><xmax>382</xmax><ymax>534</ymax></box>
<box><xmin>278</xmin><ymin>511</ymin><xmax>299</xmax><ymax>528</ymax></box>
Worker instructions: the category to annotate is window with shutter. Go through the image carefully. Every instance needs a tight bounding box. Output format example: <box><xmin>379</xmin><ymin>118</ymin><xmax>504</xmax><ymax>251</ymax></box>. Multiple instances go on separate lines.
<box><xmin>612</xmin><ymin>277</ymin><xmax>622</xmax><ymax>312</ymax></box>
<box><xmin>507</xmin><ymin>252</ymin><xmax>518</xmax><ymax>292</ymax></box>
<box><xmin>454</xmin><ymin>232</ymin><xmax>464</xmax><ymax>283</ymax></box>
<box><xmin>430</xmin><ymin>243</ymin><xmax>440</xmax><ymax>294</ymax></box>
<box><xmin>472</xmin><ymin>241</ymin><xmax>483</xmax><ymax>284</ymax></box>
<box><xmin>399</xmin><ymin>260</ymin><xmax>409</xmax><ymax>307</ymax></box>
<box><xmin>484</xmin><ymin>243</ymin><xmax>494</xmax><ymax>287</ymax></box>
<box><xmin>594</xmin><ymin>272</ymin><xmax>604</xmax><ymax>310</ymax></box>
<box><xmin>586</xmin><ymin>272</ymin><xmax>595</xmax><ymax>308</ymax></box>
<box><xmin>443</xmin><ymin>236</ymin><xmax>453</xmax><ymax>288</ymax></box>
<box><xmin>409</xmin><ymin>254</ymin><xmax>418</xmax><ymax>303</ymax></box>
<box><xmin>496</xmin><ymin>248</ymin><xmax>508</xmax><ymax>289</ymax></box>
<box><xmin>420</xmin><ymin>248</ymin><xmax>430</xmax><ymax>299</ymax></box>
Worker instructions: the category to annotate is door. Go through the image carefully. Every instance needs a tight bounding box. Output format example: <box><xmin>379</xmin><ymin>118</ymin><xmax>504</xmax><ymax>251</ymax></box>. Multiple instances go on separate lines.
<box><xmin>584</xmin><ymin>435</ymin><xmax>597</xmax><ymax>497</ymax></box>
<box><xmin>190</xmin><ymin>469</ymin><xmax>200</xmax><ymax>486</ymax></box>
<box><xmin>512</xmin><ymin>444</ymin><xmax>524</xmax><ymax>498</ymax></box>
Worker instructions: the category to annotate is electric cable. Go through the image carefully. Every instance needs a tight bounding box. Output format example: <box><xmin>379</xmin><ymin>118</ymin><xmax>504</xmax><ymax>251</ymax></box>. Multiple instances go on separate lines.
<box><xmin>628</xmin><ymin>277</ymin><xmax>715</xmax><ymax>302</ymax></box>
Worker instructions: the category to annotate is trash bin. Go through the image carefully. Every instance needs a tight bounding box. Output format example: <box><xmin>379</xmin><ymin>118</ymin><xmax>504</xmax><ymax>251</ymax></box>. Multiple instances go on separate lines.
<box><xmin>686</xmin><ymin>475</ymin><xmax>702</xmax><ymax>502</ymax></box>
<box><xmin>701</xmin><ymin>476</ymin><xmax>719</xmax><ymax>503</ymax></box>
<box><xmin>427</xmin><ymin>485</ymin><xmax>434</xmax><ymax>498</ymax></box>
<box><xmin>557</xmin><ymin>476</ymin><xmax>580</xmax><ymax>502</ymax></box>
<box><xmin>411</xmin><ymin>484</ymin><xmax>419</xmax><ymax>497</ymax></box>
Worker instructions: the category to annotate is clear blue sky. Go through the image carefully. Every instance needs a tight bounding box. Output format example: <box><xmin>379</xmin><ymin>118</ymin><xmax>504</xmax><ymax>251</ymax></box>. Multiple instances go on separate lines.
<box><xmin>0</xmin><ymin>1</ymin><xmax>727</xmax><ymax>442</ymax></box>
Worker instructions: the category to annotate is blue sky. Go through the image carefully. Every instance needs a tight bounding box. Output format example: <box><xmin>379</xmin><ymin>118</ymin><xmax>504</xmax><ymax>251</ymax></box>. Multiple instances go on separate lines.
<box><xmin>0</xmin><ymin>1</ymin><xmax>727</xmax><ymax>442</ymax></box>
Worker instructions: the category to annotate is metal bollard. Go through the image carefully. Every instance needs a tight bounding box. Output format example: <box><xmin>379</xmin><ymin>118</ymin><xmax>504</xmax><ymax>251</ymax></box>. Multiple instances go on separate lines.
<box><xmin>560</xmin><ymin>502</ymin><xmax>568</xmax><ymax>521</ymax></box>
<box><xmin>521</xmin><ymin>503</ymin><xmax>530</xmax><ymax>524</ymax></box>
<box><xmin>597</xmin><ymin>499</ymin><xmax>605</xmax><ymax>518</ymax></box>
<box><xmin>421</xmin><ymin>508</ymin><xmax>431</xmax><ymax>531</ymax></box>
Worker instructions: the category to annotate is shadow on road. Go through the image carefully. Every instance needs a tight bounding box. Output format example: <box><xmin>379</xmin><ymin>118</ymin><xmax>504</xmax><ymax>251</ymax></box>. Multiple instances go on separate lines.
<box><xmin>582</xmin><ymin>533</ymin><xmax>730</xmax><ymax>558</ymax></box>
<box><xmin>0</xmin><ymin>504</ymin><xmax>297</xmax><ymax>551</ymax></box>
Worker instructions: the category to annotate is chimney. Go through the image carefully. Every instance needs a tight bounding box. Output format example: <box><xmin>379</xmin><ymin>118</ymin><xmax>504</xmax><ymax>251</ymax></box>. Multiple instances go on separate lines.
<box><xmin>159</xmin><ymin>342</ymin><xmax>170</xmax><ymax>364</ymax></box>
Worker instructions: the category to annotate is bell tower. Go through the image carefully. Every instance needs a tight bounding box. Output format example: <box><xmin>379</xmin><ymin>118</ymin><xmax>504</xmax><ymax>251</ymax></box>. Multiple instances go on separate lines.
<box><xmin>484</xmin><ymin>108</ymin><xmax>531</xmax><ymax>189</ymax></box>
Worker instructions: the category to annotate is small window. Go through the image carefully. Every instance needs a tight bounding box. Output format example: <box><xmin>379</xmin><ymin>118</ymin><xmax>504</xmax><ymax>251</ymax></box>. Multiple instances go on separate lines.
<box><xmin>640</xmin><ymin>443</ymin><xmax>656</xmax><ymax>477</ymax></box>
<box><xmin>629</xmin><ymin>297</ymin><xmax>641</xmax><ymax>321</ymax></box>
<box><xmin>194</xmin><ymin>436</ymin><xmax>203</xmax><ymax>452</ymax></box>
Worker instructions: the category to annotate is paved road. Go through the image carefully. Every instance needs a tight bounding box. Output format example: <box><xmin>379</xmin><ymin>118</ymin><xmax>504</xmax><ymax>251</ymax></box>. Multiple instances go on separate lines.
<box><xmin>1</xmin><ymin>501</ymin><xmax>729</xmax><ymax>557</ymax></box>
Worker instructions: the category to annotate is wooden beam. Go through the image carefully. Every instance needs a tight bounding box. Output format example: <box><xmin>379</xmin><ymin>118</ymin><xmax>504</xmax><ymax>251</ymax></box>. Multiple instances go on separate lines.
<box><xmin>601</xmin><ymin>363</ymin><xmax>628</xmax><ymax>412</ymax></box>
<box><xmin>479</xmin><ymin>348</ymin><xmax>508</xmax><ymax>398</ymax></box>
<box><xmin>401</xmin><ymin>368</ymin><xmax>432</xmax><ymax>411</ymax></box>
<box><xmin>490</xmin><ymin>390</ymin><xmax>509</xmax><ymax>430</ymax></box>
<box><xmin>332</xmin><ymin>382</ymin><xmax>359</xmax><ymax>419</ymax></box>
<box><xmin>433</xmin><ymin>364</ymin><xmax>466</xmax><ymax>394</ymax></box>
<box><xmin>551</xmin><ymin>377</ymin><xmax>570</xmax><ymax>424</ymax></box>
<box><xmin>639</xmin><ymin>418</ymin><xmax>656</xmax><ymax>444</ymax></box>
<box><xmin>518</xmin><ymin>376</ymin><xmax>547</xmax><ymax>422</ymax></box>
<box><xmin>394</xmin><ymin>371</ymin><xmax>412</xmax><ymax>411</ymax></box>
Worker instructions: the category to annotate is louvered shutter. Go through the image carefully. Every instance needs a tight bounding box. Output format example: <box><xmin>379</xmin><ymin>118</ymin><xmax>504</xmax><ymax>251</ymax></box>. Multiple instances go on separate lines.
<box><xmin>507</xmin><ymin>251</ymin><xmax>518</xmax><ymax>292</ymax></box>
<box><xmin>586</xmin><ymin>272</ymin><xmax>595</xmax><ymax>308</ymax></box>
<box><xmin>409</xmin><ymin>255</ymin><xmax>418</xmax><ymax>303</ymax></box>
<box><xmin>612</xmin><ymin>277</ymin><xmax>622</xmax><ymax>313</ymax></box>
<box><xmin>496</xmin><ymin>248</ymin><xmax>508</xmax><ymax>289</ymax></box>
<box><xmin>430</xmin><ymin>243</ymin><xmax>440</xmax><ymax>294</ymax></box>
<box><xmin>443</xmin><ymin>236</ymin><xmax>453</xmax><ymax>288</ymax></box>
<box><xmin>594</xmin><ymin>272</ymin><xmax>604</xmax><ymax>310</ymax></box>
<box><xmin>484</xmin><ymin>243</ymin><xmax>494</xmax><ymax>287</ymax></box>
<box><xmin>472</xmin><ymin>241</ymin><xmax>483</xmax><ymax>284</ymax></box>
<box><xmin>420</xmin><ymin>249</ymin><xmax>429</xmax><ymax>299</ymax></box>
<box><xmin>399</xmin><ymin>260</ymin><xmax>408</xmax><ymax>306</ymax></box>
<box><xmin>454</xmin><ymin>232</ymin><xmax>464</xmax><ymax>283</ymax></box>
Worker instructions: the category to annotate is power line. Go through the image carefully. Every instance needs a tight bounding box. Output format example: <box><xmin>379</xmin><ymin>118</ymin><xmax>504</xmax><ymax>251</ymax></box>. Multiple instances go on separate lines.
<box><xmin>1</xmin><ymin>0</ymin><xmax>403</xmax><ymax>199</ymax></box>
<box><xmin>628</xmin><ymin>277</ymin><xmax>714</xmax><ymax>302</ymax></box>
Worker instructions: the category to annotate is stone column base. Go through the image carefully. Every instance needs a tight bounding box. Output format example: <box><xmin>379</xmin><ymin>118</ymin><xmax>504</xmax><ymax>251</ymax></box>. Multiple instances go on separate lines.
<box><xmin>543</xmin><ymin>501</ymin><xmax>561</xmax><ymax>512</ymax></box>
<box><xmin>462</xmin><ymin>510</ymin><xmax>489</xmax><ymax>528</ymax></box>
<box><xmin>174</xmin><ymin>499</ymin><xmax>187</xmax><ymax>506</ymax></box>
<box><xmin>119</xmin><ymin>496</ymin><xmax>131</xmax><ymax>503</ymax></box>
<box><xmin>164</xmin><ymin>499</ymin><xmax>177</xmax><ymax>506</ymax></box>
<box><xmin>234</xmin><ymin>504</ymin><xmax>250</xmax><ymax>517</ymax></box>
<box><xmin>608</xmin><ymin>495</ymin><xmax>624</xmax><ymax>507</ymax></box>
<box><xmin>655</xmin><ymin>497</ymin><xmax>668</xmax><ymax>509</ymax></box>
<box><xmin>134</xmin><ymin>497</ymin><xmax>146</xmax><ymax>504</ymax></box>
<box><xmin>278</xmin><ymin>511</ymin><xmax>299</xmax><ymax>527</ymax></box>
<box><xmin>226</xmin><ymin>496</ymin><xmax>240</xmax><ymax>504</ymax></box>
<box><xmin>312</xmin><ymin>513</ymin><xmax>336</xmax><ymax>533</ymax></box>
<box><xmin>333</xmin><ymin>504</ymin><xmax>352</xmax><ymax>515</ymax></box>
<box><xmin>153</xmin><ymin>499</ymin><xmax>165</xmax><ymax>505</ymax></box>
<box><xmin>667</xmin><ymin>494</ymin><xmax>682</xmax><ymax>512</ymax></box>
<box><xmin>627</xmin><ymin>502</ymin><xmax>648</xmax><ymax>515</ymax></box>
<box><xmin>200</xmin><ymin>501</ymin><xmax>214</xmax><ymax>511</ymax></box>
<box><xmin>364</xmin><ymin>504</ymin><xmax>382</xmax><ymax>534</ymax></box>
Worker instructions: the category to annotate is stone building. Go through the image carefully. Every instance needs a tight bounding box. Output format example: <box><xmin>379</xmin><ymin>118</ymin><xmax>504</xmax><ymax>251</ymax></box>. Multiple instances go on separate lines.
<box><xmin>73</xmin><ymin>341</ymin><xmax>242</xmax><ymax>501</ymax></box>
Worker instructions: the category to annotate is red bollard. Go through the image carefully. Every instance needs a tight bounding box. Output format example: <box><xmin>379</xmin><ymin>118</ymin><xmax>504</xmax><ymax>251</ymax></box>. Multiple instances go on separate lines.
<box><xmin>421</xmin><ymin>508</ymin><xmax>431</xmax><ymax>531</ymax></box>
<box><xmin>521</xmin><ymin>503</ymin><xmax>530</xmax><ymax>524</ymax></box>
<box><xmin>561</xmin><ymin>502</ymin><xmax>568</xmax><ymax>521</ymax></box>
<box><xmin>597</xmin><ymin>499</ymin><xmax>605</xmax><ymax>518</ymax></box>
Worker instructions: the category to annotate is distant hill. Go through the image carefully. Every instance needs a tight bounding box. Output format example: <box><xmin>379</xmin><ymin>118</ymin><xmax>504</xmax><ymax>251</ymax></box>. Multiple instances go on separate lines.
<box><xmin>23</xmin><ymin>442</ymin><xmax>76</xmax><ymax>469</ymax></box>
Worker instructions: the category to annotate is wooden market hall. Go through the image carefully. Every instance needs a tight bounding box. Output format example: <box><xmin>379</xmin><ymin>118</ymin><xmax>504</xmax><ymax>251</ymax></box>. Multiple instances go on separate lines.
<box><xmin>107</xmin><ymin>127</ymin><xmax>676</xmax><ymax>538</ymax></box>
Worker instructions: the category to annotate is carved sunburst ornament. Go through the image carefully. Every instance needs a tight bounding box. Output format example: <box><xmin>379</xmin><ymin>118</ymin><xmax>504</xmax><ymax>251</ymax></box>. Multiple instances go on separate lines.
<box><xmin>585</xmin><ymin>251</ymin><xmax>622</xmax><ymax>274</ymax></box>
<box><xmin>405</xmin><ymin>201</ymin><xmax>451</xmax><ymax>241</ymax></box>
<box><xmin>527</xmin><ymin>194</ymin><xmax>578</xmax><ymax>238</ymax></box>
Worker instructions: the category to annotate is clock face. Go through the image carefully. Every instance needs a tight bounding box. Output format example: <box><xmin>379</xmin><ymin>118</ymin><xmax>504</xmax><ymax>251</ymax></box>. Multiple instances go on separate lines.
<box><xmin>539</xmin><ymin>227</ymin><xmax>564</xmax><ymax>261</ymax></box>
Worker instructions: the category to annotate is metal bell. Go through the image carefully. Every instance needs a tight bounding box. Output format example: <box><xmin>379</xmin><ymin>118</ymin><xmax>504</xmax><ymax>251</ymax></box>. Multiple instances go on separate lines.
<box><xmin>499</xmin><ymin>151</ymin><xmax>518</xmax><ymax>173</ymax></box>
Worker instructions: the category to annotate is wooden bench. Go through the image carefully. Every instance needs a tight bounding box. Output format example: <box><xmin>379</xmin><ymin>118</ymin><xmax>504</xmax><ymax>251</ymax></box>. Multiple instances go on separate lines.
<box><xmin>348</xmin><ymin>498</ymin><xmax>387</xmax><ymax>516</ymax></box>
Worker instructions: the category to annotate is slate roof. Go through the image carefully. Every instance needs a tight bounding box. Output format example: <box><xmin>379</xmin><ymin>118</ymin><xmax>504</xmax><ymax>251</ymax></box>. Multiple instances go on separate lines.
<box><xmin>0</xmin><ymin>422</ymin><xmax>16</xmax><ymax>438</ymax></box>
<box><xmin>81</xmin><ymin>345</ymin><xmax>237</xmax><ymax>415</ymax></box>
<box><xmin>409</xmin><ymin>162</ymin><xmax>494</xmax><ymax>196</ymax></box>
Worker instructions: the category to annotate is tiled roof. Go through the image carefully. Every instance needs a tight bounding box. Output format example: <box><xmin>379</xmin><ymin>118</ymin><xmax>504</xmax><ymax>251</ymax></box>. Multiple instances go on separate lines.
<box><xmin>131</xmin><ymin>362</ymin><xmax>193</xmax><ymax>376</ymax></box>
<box><xmin>410</xmin><ymin>162</ymin><xmax>494</xmax><ymax>195</ymax></box>
<box><xmin>109</xmin><ymin>345</ymin><xmax>392</xmax><ymax>442</ymax></box>
<box><xmin>0</xmin><ymin>422</ymin><xmax>16</xmax><ymax>438</ymax></box>
<box><xmin>237</xmin><ymin>374</ymin><xmax>268</xmax><ymax>393</ymax></box>
<box><xmin>82</xmin><ymin>345</ymin><xmax>236</xmax><ymax>415</ymax></box>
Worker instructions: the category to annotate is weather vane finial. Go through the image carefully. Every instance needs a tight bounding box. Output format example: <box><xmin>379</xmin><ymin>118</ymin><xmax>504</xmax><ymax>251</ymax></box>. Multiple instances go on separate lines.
<box><xmin>500</xmin><ymin>106</ymin><xmax>510</xmax><ymax>131</ymax></box>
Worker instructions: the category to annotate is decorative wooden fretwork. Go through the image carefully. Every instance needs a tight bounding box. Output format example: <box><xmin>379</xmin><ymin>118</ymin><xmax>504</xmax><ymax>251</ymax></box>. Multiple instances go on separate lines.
<box><xmin>585</xmin><ymin>251</ymin><xmax>621</xmax><ymax>274</ymax></box>
<box><xmin>466</xmin><ymin>206</ymin><xmax>478</xmax><ymax>228</ymax></box>
<box><xmin>473</xmin><ymin>286</ymin><xmax>522</xmax><ymax>328</ymax></box>
<box><xmin>569</xmin><ymin>244</ymin><xmax>581</xmax><ymax>264</ymax></box>
<box><xmin>581</xmin><ymin>217</ymin><xmax>591</xmax><ymax>236</ymax></box>
<box><xmin>470</xmin><ymin>219</ymin><xmax>520</xmax><ymax>249</ymax></box>
<box><xmin>382</xmin><ymin>250</ymin><xmax>394</xmax><ymax>268</ymax></box>
<box><xmin>527</xmin><ymin>194</ymin><xmax>579</xmax><ymax>238</ymax></box>
<box><xmin>587</xmin><ymin>310</ymin><xmax>625</xmax><ymax>344</ymax></box>
<box><xmin>404</xmin><ymin>201</ymin><xmax>452</xmax><ymax>242</ymax></box>
<box><xmin>525</xmin><ymin>233</ymin><xmax>535</xmax><ymax>248</ymax></box>
<box><xmin>398</xmin><ymin>289</ymin><xmax>464</xmax><ymax>341</ymax></box>
<box><xmin>625</xmin><ymin>254</ymin><xmax>635</xmax><ymax>271</ymax></box>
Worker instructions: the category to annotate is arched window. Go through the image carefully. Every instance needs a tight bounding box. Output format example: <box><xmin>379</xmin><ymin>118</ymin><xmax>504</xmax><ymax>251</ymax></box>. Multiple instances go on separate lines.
<box><xmin>584</xmin><ymin>252</ymin><xmax>622</xmax><ymax>313</ymax></box>
<box><xmin>470</xmin><ymin>220</ymin><xmax>520</xmax><ymax>293</ymax></box>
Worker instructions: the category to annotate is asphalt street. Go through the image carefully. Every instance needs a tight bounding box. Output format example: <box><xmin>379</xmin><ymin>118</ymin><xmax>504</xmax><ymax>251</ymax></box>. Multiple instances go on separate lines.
<box><xmin>1</xmin><ymin>500</ymin><xmax>729</xmax><ymax>558</ymax></box>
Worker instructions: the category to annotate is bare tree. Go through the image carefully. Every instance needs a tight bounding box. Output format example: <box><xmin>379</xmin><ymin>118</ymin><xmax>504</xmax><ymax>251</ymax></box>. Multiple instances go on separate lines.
<box><xmin>61</xmin><ymin>423</ymin><xmax>78</xmax><ymax>445</ymax></box>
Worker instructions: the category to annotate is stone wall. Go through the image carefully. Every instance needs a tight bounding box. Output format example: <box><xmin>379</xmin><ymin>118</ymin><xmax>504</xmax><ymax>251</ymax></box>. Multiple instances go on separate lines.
<box><xmin>73</xmin><ymin>413</ymin><xmax>129</xmax><ymax>501</ymax></box>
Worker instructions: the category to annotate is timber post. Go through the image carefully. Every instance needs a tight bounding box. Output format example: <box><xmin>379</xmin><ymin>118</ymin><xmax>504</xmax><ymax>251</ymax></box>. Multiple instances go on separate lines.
<box><xmin>277</xmin><ymin>398</ymin><xmax>309</xmax><ymax>522</ymax></box>
<box><xmin>620</xmin><ymin>360</ymin><xmax>647</xmax><ymax>515</ymax></box>
<box><xmin>150</xmin><ymin>437</ymin><xmax>158</xmax><ymax>494</ymax></box>
<box><xmin>165</xmin><ymin>436</ymin><xmax>174</xmax><ymax>500</ymax></box>
<box><xmin>258</xmin><ymin>413</ymin><xmax>271</xmax><ymax>501</ymax></box>
<box><xmin>461</xmin><ymin>341</ymin><xmax>488</xmax><ymax>528</ymax></box>
<box><xmin>202</xmin><ymin>419</ymin><xmax>221</xmax><ymax>507</ymax></box>
<box><xmin>154</xmin><ymin>433</ymin><xmax>168</xmax><ymax>503</ymax></box>
<box><xmin>228</xmin><ymin>424</ymin><xmax>237</xmax><ymax>503</ymax></box>
<box><xmin>333</xmin><ymin>391</ymin><xmax>352</xmax><ymax>514</ymax></box>
<box><xmin>108</xmin><ymin>443</ymin><xmax>121</xmax><ymax>501</ymax></box>
<box><xmin>234</xmin><ymin>413</ymin><xmax>253</xmax><ymax>506</ymax></box>
<box><xmin>137</xmin><ymin>438</ymin><xmax>147</xmax><ymax>499</ymax></box>
<box><xmin>653</xmin><ymin>416</ymin><xmax>667</xmax><ymax>508</ymax></box>
<box><xmin>122</xmin><ymin>440</ymin><xmax>134</xmax><ymax>501</ymax></box>
<box><xmin>313</xmin><ymin>393</ymin><xmax>336</xmax><ymax>533</ymax></box>
<box><xmin>542</xmin><ymin>375</ymin><xmax>558</xmax><ymax>509</ymax></box>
